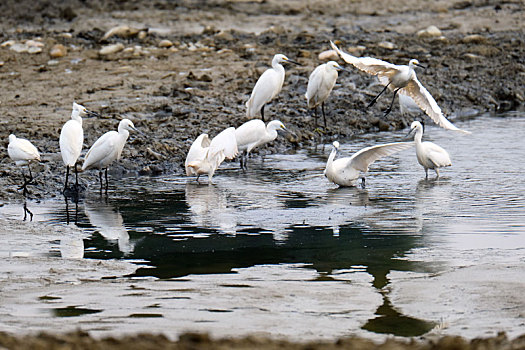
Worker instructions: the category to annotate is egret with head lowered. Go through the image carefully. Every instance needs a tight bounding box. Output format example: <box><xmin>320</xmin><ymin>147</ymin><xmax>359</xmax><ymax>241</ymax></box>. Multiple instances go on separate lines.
<box><xmin>185</xmin><ymin>127</ymin><xmax>238</xmax><ymax>184</ymax></box>
<box><xmin>330</xmin><ymin>41</ymin><xmax>470</xmax><ymax>134</ymax></box>
<box><xmin>7</xmin><ymin>134</ymin><xmax>41</xmax><ymax>196</ymax></box>
<box><xmin>324</xmin><ymin>140</ymin><xmax>413</xmax><ymax>187</ymax></box>
<box><xmin>60</xmin><ymin>102</ymin><xmax>99</xmax><ymax>193</ymax></box>
<box><xmin>235</xmin><ymin>119</ymin><xmax>287</xmax><ymax>170</ymax></box>
<box><xmin>82</xmin><ymin>119</ymin><xmax>139</xmax><ymax>191</ymax></box>
<box><xmin>305</xmin><ymin>61</ymin><xmax>348</xmax><ymax>127</ymax></box>
<box><xmin>408</xmin><ymin>121</ymin><xmax>451</xmax><ymax>179</ymax></box>
<box><xmin>246</xmin><ymin>54</ymin><xmax>300</xmax><ymax>122</ymax></box>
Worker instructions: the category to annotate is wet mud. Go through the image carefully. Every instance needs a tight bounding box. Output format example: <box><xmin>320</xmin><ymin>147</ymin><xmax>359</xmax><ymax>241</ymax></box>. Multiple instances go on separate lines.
<box><xmin>0</xmin><ymin>0</ymin><xmax>524</xmax><ymax>199</ymax></box>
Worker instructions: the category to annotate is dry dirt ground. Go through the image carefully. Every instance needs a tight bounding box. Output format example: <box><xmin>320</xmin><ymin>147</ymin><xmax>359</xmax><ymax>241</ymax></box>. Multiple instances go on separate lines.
<box><xmin>0</xmin><ymin>0</ymin><xmax>524</xmax><ymax>348</ymax></box>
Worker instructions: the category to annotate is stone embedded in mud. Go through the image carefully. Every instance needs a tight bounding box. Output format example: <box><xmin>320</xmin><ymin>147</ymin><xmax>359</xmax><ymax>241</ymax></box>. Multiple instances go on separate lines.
<box><xmin>99</xmin><ymin>43</ymin><xmax>125</xmax><ymax>55</ymax></box>
<box><xmin>378</xmin><ymin>41</ymin><xmax>396</xmax><ymax>50</ymax></box>
<box><xmin>417</xmin><ymin>25</ymin><xmax>442</xmax><ymax>38</ymax></box>
<box><xmin>318</xmin><ymin>49</ymin><xmax>338</xmax><ymax>61</ymax></box>
<box><xmin>158</xmin><ymin>40</ymin><xmax>173</xmax><ymax>48</ymax></box>
<box><xmin>50</xmin><ymin>44</ymin><xmax>67</xmax><ymax>58</ymax></box>
<box><xmin>462</xmin><ymin>34</ymin><xmax>487</xmax><ymax>44</ymax></box>
<box><xmin>101</xmin><ymin>25</ymin><xmax>143</xmax><ymax>41</ymax></box>
<box><xmin>1</xmin><ymin>40</ymin><xmax>15</xmax><ymax>47</ymax></box>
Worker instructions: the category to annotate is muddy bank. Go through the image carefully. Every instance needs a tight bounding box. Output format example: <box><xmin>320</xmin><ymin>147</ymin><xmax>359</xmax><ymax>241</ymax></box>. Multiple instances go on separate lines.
<box><xmin>0</xmin><ymin>0</ymin><xmax>523</xmax><ymax>199</ymax></box>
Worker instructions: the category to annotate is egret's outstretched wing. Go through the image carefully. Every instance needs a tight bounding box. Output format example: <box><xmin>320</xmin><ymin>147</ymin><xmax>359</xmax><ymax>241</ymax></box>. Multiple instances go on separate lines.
<box><xmin>398</xmin><ymin>93</ymin><xmax>422</xmax><ymax>116</ymax></box>
<box><xmin>330</xmin><ymin>41</ymin><xmax>398</xmax><ymax>76</ymax></box>
<box><xmin>403</xmin><ymin>79</ymin><xmax>470</xmax><ymax>134</ymax></box>
<box><xmin>185</xmin><ymin>133</ymin><xmax>210</xmax><ymax>176</ymax></box>
<box><xmin>348</xmin><ymin>141</ymin><xmax>414</xmax><ymax>172</ymax></box>
<box><xmin>209</xmin><ymin>127</ymin><xmax>238</xmax><ymax>161</ymax></box>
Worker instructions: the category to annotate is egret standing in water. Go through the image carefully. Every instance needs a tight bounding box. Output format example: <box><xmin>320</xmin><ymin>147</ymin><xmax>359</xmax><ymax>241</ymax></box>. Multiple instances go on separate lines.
<box><xmin>330</xmin><ymin>41</ymin><xmax>470</xmax><ymax>134</ymax></box>
<box><xmin>235</xmin><ymin>119</ymin><xmax>287</xmax><ymax>170</ymax></box>
<box><xmin>59</xmin><ymin>102</ymin><xmax>99</xmax><ymax>193</ymax></box>
<box><xmin>408</xmin><ymin>121</ymin><xmax>451</xmax><ymax>179</ymax></box>
<box><xmin>324</xmin><ymin>140</ymin><xmax>413</xmax><ymax>187</ymax></box>
<box><xmin>82</xmin><ymin>119</ymin><xmax>139</xmax><ymax>191</ymax></box>
<box><xmin>246</xmin><ymin>54</ymin><xmax>300</xmax><ymax>122</ymax></box>
<box><xmin>7</xmin><ymin>134</ymin><xmax>41</xmax><ymax>196</ymax></box>
<box><xmin>305</xmin><ymin>61</ymin><xmax>348</xmax><ymax>128</ymax></box>
<box><xmin>185</xmin><ymin>127</ymin><xmax>238</xmax><ymax>183</ymax></box>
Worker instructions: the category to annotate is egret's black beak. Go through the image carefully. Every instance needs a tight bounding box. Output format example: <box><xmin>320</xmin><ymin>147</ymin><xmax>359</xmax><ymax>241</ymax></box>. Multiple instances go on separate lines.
<box><xmin>286</xmin><ymin>59</ymin><xmax>302</xmax><ymax>66</ymax></box>
<box><xmin>406</xmin><ymin>127</ymin><xmax>416</xmax><ymax>139</ymax></box>
<box><xmin>415</xmin><ymin>63</ymin><xmax>427</xmax><ymax>70</ymax></box>
<box><xmin>86</xmin><ymin>110</ymin><xmax>100</xmax><ymax>118</ymax></box>
<box><xmin>335</xmin><ymin>66</ymin><xmax>352</xmax><ymax>74</ymax></box>
<box><xmin>131</xmin><ymin>126</ymin><xmax>145</xmax><ymax>136</ymax></box>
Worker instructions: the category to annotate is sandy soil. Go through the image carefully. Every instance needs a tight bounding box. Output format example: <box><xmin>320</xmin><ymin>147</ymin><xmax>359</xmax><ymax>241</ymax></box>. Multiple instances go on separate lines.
<box><xmin>0</xmin><ymin>0</ymin><xmax>524</xmax><ymax>348</ymax></box>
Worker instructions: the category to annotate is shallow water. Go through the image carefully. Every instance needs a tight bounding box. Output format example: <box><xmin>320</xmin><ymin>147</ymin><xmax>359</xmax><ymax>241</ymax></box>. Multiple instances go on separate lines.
<box><xmin>1</xmin><ymin>112</ymin><xmax>524</xmax><ymax>340</ymax></box>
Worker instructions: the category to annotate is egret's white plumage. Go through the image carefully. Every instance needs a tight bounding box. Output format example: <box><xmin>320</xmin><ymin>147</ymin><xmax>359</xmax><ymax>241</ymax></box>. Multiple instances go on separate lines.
<box><xmin>324</xmin><ymin>140</ymin><xmax>413</xmax><ymax>187</ymax></box>
<box><xmin>82</xmin><ymin>119</ymin><xmax>138</xmax><ymax>189</ymax></box>
<box><xmin>246</xmin><ymin>54</ymin><xmax>299</xmax><ymax>122</ymax></box>
<box><xmin>8</xmin><ymin>134</ymin><xmax>41</xmax><ymax>166</ymax></box>
<box><xmin>235</xmin><ymin>119</ymin><xmax>286</xmax><ymax>169</ymax></box>
<box><xmin>185</xmin><ymin>127</ymin><xmax>238</xmax><ymax>183</ymax></box>
<box><xmin>60</xmin><ymin>102</ymin><xmax>97</xmax><ymax>191</ymax></box>
<box><xmin>8</xmin><ymin>134</ymin><xmax>41</xmax><ymax>195</ymax></box>
<box><xmin>409</xmin><ymin>121</ymin><xmax>451</xmax><ymax>178</ymax></box>
<box><xmin>305</xmin><ymin>61</ymin><xmax>344</xmax><ymax>127</ymax></box>
<box><xmin>330</xmin><ymin>41</ymin><xmax>470</xmax><ymax>134</ymax></box>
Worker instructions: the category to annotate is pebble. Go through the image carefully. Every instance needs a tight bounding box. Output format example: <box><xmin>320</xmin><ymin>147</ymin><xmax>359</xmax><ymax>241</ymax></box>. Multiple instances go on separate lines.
<box><xmin>50</xmin><ymin>44</ymin><xmax>67</xmax><ymax>58</ymax></box>
<box><xmin>417</xmin><ymin>25</ymin><xmax>442</xmax><ymax>38</ymax></box>
<box><xmin>318</xmin><ymin>49</ymin><xmax>339</xmax><ymax>61</ymax></box>
<box><xmin>1</xmin><ymin>40</ymin><xmax>15</xmax><ymax>47</ymax></box>
<box><xmin>101</xmin><ymin>25</ymin><xmax>142</xmax><ymax>41</ymax></box>
<box><xmin>378</xmin><ymin>41</ymin><xmax>396</xmax><ymax>50</ymax></box>
<box><xmin>99</xmin><ymin>43</ymin><xmax>125</xmax><ymax>55</ymax></box>
<box><xmin>462</xmin><ymin>34</ymin><xmax>487</xmax><ymax>44</ymax></box>
<box><xmin>158</xmin><ymin>39</ymin><xmax>173</xmax><ymax>48</ymax></box>
<box><xmin>27</xmin><ymin>46</ymin><xmax>43</xmax><ymax>54</ymax></box>
<box><xmin>138</xmin><ymin>31</ymin><xmax>147</xmax><ymax>40</ymax></box>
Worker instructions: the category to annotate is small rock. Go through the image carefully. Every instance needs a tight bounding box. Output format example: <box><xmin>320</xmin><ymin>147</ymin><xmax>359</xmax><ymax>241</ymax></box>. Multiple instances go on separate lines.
<box><xmin>0</xmin><ymin>61</ymin><xmax>4</xmax><ymax>67</ymax></box>
<box><xmin>99</xmin><ymin>43</ymin><xmax>125</xmax><ymax>55</ymax></box>
<box><xmin>26</xmin><ymin>40</ymin><xmax>44</xmax><ymax>48</ymax></box>
<box><xmin>59</xmin><ymin>32</ymin><xmax>73</xmax><ymax>39</ymax></box>
<box><xmin>378</xmin><ymin>120</ymin><xmax>390</xmax><ymax>131</ymax></box>
<box><xmin>146</xmin><ymin>147</ymin><xmax>164</xmax><ymax>160</ymax></box>
<box><xmin>27</xmin><ymin>46</ymin><xmax>42</xmax><ymax>54</ymax></box>
<box><xmin>214</xmin><ymin>31</ymin><xmax>234</xmax><ymax>41</ymax></box>
<box><xmin>346</xmin><ymin>45</ymin><xmax>366</xmax><ymax>55</ymax></box>
<box><xmin>158</xmin><ymin>39</ymin><xmax>173</xmax><ymax>48</ymax></box>
<box><xmin>1</xmin><ymin>40</ymin><xmax>15</xmax><ymax>47</ymax></box>
<box><xmin>50</xmin><ymin>44</ymin><xmax>67</xmax><ymax>58</ymax></box>
<box><xmin>463</xmin><ymin>53</ymin><xmax>482</xmax><ymax>61</ymax></box>
<box><xmin>138</xmin><ymin>30</ymin><xmax>147</xmax><ymax>40</ymax></box>
<box><xmin>101</xmin><ymin>25</ymin><xmax>142</xmax><ymax>41</ymax></box>
<box><xmin>417</xmin><ymin>25</ymin><xmax>442</xmax><ymax>38</ymax></box>
<box><xmin>378</xmin><ymin>41</ymin><xmax>396</xmax><ymax>50</ymax></box>
<box><xmin>10</xmin><ymin>43</ymin><xmax>28</xmax><ymax>53</ymax></box>
<box><xmin>461</xmin><ymin>34</ymin><xmax>487</xmax><ymax>44</ymax></box>
<box><xmin>318</xmin><ymin>49</ymin><xmax>338</xmax><ymax>61</ymax></box>
<box><xmin>47</xmin><ymin>59</ymin><xmax>60</xmax><ymax>66</ymax></box>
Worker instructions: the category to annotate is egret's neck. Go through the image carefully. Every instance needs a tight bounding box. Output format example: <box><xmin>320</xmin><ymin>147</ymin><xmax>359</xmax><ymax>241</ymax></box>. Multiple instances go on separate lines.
<box><xmin>118</xmin><ymin>127</ymin><xmax>130</xmax><ymax>141</ymax></box>
<box><xmin>71</xmin><ymin>110</ymin><xmax>82</xmax><ymax>124</ymax></box>
<box><xmin>327</xmin><ymin>148</ymin><xmax>337</xmax><ymax>167</ymax></box>
<box><xmin>272</xmin><ymin>59</ymin><xmax>285</xmax><ymax>73</ymax></box>
<box><xmin>265</xmin><ymin>125</ymin><xmax>279</xmax><ymax>142</ymax></box>
<box><xmin>414</xmin><ymin>129</ymin><xmax>423</xmax><ymax>144</ymax></box>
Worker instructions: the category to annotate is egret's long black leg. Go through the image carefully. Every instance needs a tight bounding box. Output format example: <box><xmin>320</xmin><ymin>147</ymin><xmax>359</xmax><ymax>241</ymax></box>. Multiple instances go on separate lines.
<box><xmin>63</xmin><ymin>166</ymin><xmax>70</xmax><ymax>193</ymax></box>
<box><xmin>105</xmin><ymin>168</ymin><xmax>109</xmax><ymax>193</ymax></box>
<box><xmin>367</xmin><ymin>82</ymin><xmax>390</xmax><ymax>108</ymax></box>
<box><xmin>99</xmin><ymin>170</ymin><xmax>104</xmax><ymax>192</ymax></box>
<box><xmin>23</xmin><ymin>201</ymin><xmax>33</xmax><ymax>221</ymax></box>
<box><xmin>74</xmin><ymin>164</ymin><xmax>79</xmax><ymax>190</ymax></box>
<box><xmin>383</xmin><ymin>88</ymin><xmax>400</xmax><ymax>117</ymax></box>
<box><xmin>261</xmin><ymin>104</ymin><xmax>266</xmax><ymax>123</ymax></box>
<box><xmin>321</xmin><ymin>102</ymin><xmax>327</xmax><ymax>128</ymax></box>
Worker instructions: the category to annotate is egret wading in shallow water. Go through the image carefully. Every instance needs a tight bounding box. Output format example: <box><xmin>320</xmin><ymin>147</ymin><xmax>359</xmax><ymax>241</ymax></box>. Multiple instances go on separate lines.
<box><xmin>7</xmin><ymin>134</ymin><xmax>41</xmax><ymax>196</ymax></box>
<box><xmin>245</xmin><ymin>54</ymin><xmax>300</xmax><ymax>122</ymax></box>
<box><xmin>185</xmin><ymin>127</ymin><xmax>238</xmax><ymax>183</ymax></box>
<box><xmin>235</xmin><ymin>119</ymin><xmax>287</xmax><ymax>170</ymax></box>
<box><xmin>324</xmin><ymin>140</ymin><xmax>413</xmax><ymax>187</ymax></box>
<box><xmin>82</xmin><ymin>119</ymin><xmax>139</xmax><ymax>192</ymax></box>
<box><xmin>408</xmin><ymin>120</ymin><xmax>451</xmax><ymax>179</ymax></box>
<box><xmin>59</xmin><ymin>102</ymin><xmax>99</xmax><ymax>193</ymax></box>
<box><xmin>305</xmin><ymin>61</ymin><xmax>349</xmax><ymax>128</ymax></box>
<box><xmin>330</xmin><ymin>41</ymin><xmax>470</xmax><ymax>134</ymax></box>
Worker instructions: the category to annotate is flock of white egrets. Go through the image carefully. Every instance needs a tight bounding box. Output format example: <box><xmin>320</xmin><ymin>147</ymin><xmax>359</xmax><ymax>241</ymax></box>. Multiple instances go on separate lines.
<box><xmin>7</xmin><ymin>40</ymin><xmax>470</xmax><ymax>195</ymax></box>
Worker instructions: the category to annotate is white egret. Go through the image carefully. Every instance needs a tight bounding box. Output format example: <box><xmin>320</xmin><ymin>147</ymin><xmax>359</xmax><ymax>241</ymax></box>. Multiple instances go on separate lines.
<box><xmin>59</xmin><ymin>102</ymin><xmax>99</xmax><ymax>193</ymax></box>
<box><xmin>330</xmin><ymin>41</ymin><xmax>470</xmax><ymax>134</ymax></box>
<box><xmin>235</xmin><ymin>119</ymin><xmax>286</xmax><ymax>170</ymax></box>
<box><xmin>185</xmin><ymin>127</ymin><xmax>238</xmax><ymax>183</ymax></box>
<box><xmin>305</xmin><ymin>61</ymin><xmax>348</xmax><ymax>127</ymax></box>
<box><xmin>245</xmin><ymin>54</ymin><xmax>300</xmax><ymax>122</ymax></box>
<box><xmin>408</xmin><ymin>121</ymin><xmax>451</xmax><ymax>179</ymax></box>
<box><xmin>82</xmin><ymin>119</ymin><xmax>139</xmax><ymax>191</ymax></box>
<box><xmin>324</xmin><ymin>140</ymin><xmax>413</xmax><ymax>187</ymax></box>
<box><xmin>7</xmin><ymin>134</ymin><xmax>41</xmax><ymax>196</ymax></box>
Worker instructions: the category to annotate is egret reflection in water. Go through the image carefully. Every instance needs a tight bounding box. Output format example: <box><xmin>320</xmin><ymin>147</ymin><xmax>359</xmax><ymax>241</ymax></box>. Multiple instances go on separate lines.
<box><xmin>84</xmin><ymin>198</ymin><xmax>135</xmax><ymax>255</ymax></box>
